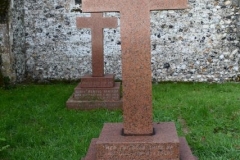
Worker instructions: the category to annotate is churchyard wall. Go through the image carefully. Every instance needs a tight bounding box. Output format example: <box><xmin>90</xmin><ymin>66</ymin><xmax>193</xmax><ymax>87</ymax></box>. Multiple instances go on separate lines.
<box><xmin>1</xmin><ymin>0</ymin><xmax>240</xmax><ymax>82</ymax></box>
<box><xmin>0</xmin><ymin>0</ymin><xmax>16</xmax><ymax>82</ymax></box>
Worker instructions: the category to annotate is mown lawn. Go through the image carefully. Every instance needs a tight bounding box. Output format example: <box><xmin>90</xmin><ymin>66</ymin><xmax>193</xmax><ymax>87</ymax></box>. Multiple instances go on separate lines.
<box><xmin>0</xmin><ymin>82</ymin><xmax>240</xmax><ymax>160</ymax></box>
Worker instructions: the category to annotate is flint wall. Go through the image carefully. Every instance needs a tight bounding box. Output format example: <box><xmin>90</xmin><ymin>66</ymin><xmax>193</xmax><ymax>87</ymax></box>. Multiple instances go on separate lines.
<box><xmin>1</xmin><ymin>0</ymin><xmax>240</xmax><ymax>82</ymax></box>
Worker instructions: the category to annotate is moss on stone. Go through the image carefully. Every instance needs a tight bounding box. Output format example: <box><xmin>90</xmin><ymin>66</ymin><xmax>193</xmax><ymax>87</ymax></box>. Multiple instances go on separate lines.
<box><xmin>0</xmin><ymin>52</ymin><xmax>3</xmax><ymax>86</ymax></box>
<box><xmin>0</xmin><ymin>69</ymin><xmax>3</xmax><ymax>87</ymax></box>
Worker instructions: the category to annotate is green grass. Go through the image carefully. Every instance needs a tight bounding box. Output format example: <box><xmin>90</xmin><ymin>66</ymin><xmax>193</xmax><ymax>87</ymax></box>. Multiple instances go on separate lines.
<box><xmin>153</xmin><ymin>82</ymin><xmax>240</xmax><ymax>159</ymax></box>
<box><xmin>1</xmin><ymin>82</ymin><xmax>240</xmax><ymax>159</ymax></box>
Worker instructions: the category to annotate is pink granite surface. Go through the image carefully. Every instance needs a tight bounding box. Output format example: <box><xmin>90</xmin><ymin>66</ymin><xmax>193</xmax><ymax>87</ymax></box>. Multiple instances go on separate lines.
<box><xmin>82</xmin><ymin>123</ymin><xmax>196</xmax><ymax>160</ymax></box>
<box><xmin>82</xmin><ymin>0</ymin><xmax>188</xmax><ymax>135</ymax></box>
<box><xmin>66</xmin><ymin>82</ymin><xmax>122</xmax><ymax>110</ymax></box>
<box><xmin>79</xmin><ymin>0</ymin><xmax>196</xmax><ymax>159</ymax></box>
<box><xmin>96</xmin><ymin>123</ymin><xmax>179</xmax><ymax>160</ymax></box>
<box><xmin>66</xmin><ymin>96</ymin><xmax>122</xmax><ymax>110</ymax></box>
<box><xmin>71</xmin><ymin>13</ymin><xmax>120</xmax><ymax>110</ymax></box>
<box><xmin>179</xmin><ymin>137</ymin><xmax>198</xmax><ymax>160</ymax></box>
<box><xmin>80</xmin><ymin>74</ymin><xmax>115</xmax><ymax>88</ymax></box>
<box><xmin>81</xmin><ymin>139</ymin><xmax>97</xmax><ymax>160</ymax></box>
<box><xmin>76</xmin><ymin>13</ymin><xmax>117</xmax><ymax>77</ymax></box>
<box><xmin>74</xmin><ymin>82</ymin><xmax>121</xmax><ymax>101</ymax></box>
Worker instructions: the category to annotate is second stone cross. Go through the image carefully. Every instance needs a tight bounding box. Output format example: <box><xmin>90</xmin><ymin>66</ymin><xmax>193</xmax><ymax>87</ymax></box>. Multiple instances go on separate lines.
<box><xmin>66</xmin><ymin>13</ymin><xmax>122</xmax><ymax>110</ymax></box>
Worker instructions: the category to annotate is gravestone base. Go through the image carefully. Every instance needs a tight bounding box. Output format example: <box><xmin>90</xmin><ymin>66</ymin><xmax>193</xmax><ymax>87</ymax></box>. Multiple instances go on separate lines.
<box><xmin>66</xmin><ymin>75</ymin><xmax>122</xmax><ymax>110</ymax></box>
<box><xmin>80</xmin><ymin>74</ymin><xmax>115</xmax><ymax>88</ymax></box>
<box><xmin>66</xmin><ymin>97</ymin><xmax>122</xmax><ymax>110</ymax></box>
<box><xmin>82</xmin><ymin>123</ymin><xmax>197</xmax><ymax>160</ymax></box>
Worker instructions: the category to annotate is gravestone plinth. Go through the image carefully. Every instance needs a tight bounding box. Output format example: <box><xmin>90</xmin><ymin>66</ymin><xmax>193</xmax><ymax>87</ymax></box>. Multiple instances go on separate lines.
<box><xmin>66</xmin><ymin>74</ymin><xmax>122</xmax><ymax>110</ymax></box>
<box><xmin>80</xmin><ymin>74</ymin><xmax>115</xmax><ymax>88</ymax></box>
<box><xmin>82</xmin><ymin>123</ymin><xmax>197</xmax><ymax>160</ymax></box>
<box><xmin>66</xmin><ymin>13</ymin><xmax>122</xmax><ymax>110</ymax></box>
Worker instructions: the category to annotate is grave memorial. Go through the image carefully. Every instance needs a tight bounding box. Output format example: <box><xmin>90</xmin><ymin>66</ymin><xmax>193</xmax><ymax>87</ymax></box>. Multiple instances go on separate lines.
<box><xmin>81</xmin><ymin>0</ymin><xmax>197</xmax><ymax>159</ymax></box>
<box><xmin>66</xmin><ymin>13</ymin><xmax>122</xmax><ymax>110</ymax></box>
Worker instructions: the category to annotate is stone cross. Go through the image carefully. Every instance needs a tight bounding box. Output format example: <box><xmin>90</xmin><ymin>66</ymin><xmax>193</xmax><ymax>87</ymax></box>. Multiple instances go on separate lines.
<box><xmin>82</xmin><ymin>0</ymin><xmax>187</xmax><ymax>135</ymax></box>
<box><xmin>76</xmin><ymin>13</ymin><xmax>118</xmax><ymax>77</ymax></box>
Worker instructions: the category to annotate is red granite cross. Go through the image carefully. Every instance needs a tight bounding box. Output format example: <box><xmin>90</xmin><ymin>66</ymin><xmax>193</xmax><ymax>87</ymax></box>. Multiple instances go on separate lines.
<box><xmin>76</xmin><ymin>13</ymin><xmax>117</xmax><ymax>77</ymax></box>
<box><xmin>82</xmin><ymin>0</ymin><xmax>187</xmax><ymax>135</ymax></box>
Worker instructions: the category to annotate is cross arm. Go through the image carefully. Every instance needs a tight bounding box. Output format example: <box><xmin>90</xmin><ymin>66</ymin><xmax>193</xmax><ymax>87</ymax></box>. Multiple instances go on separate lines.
<box><xmin>82</xmin><ymin>0</ymin><xmax>120</xmax><ymax>12</ymax></box>
<box><xmin>76</xmin><ymin>17</ymin><xmax>94</xmax><ymax>28</ymax></box>
<box><xmin>150</xmin><ymin>0</ymin><xmax>188</xmax><ymax>10</ymax></box>
<box><xmin>76</xmin><ymin>13</ymin><xmax>118</xmax><ymax>29</ymax></box>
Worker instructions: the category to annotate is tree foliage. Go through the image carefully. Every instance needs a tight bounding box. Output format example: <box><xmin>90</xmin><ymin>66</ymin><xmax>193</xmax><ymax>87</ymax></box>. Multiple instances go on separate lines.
<box><xmin>0</xmin><ymin>0</ymin><xmax>9</xmax><ymax>23</ymax></box>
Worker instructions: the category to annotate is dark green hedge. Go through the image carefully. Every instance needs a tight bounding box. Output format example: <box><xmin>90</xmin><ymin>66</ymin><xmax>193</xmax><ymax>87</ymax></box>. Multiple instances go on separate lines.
<box><xmin>0</xmin><ymin>0</ymin><xmax>9</xmax><ymax>23</ymax></box>
<box><xmin>0</xmin><ymin>69</ymin><xmax>3</xmax><ymax>87</ymax></box>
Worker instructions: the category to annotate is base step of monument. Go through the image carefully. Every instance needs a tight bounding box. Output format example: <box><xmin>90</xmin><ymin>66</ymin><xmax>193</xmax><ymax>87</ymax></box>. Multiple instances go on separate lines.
<box><xmin>80</xmin><ymin>74</ymin><xmax>115</xmax><ymax>88</ymax></box>
<box><xmin>74</xmin><ymin>82</ymin><xmax>121</xmax><ymax>101</ymax></box>
<box><xmin>82</xmin><ymin>123</ymin><xmax>197</xmax><ymax>160</ymax></box>
<box><xmin>179</xmin><ymin>137</ymin><xmax>198</xmax><ymax>160</ymax></box>
<box><xmin>66</xmin><ymin>96</ymin><xmax>122</xmax><ymax>110</ymax></box>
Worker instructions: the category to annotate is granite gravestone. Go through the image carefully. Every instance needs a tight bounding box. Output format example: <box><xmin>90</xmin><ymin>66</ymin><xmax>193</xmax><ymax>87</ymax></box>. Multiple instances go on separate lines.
<box><xmin>76</xmin><ymin>13</ymin><xmax>115</xmax><ymax>77</ymax></box>
<box><xmin>81</xmin><ymin>0</ymin><xmax>197</xmax><ymax>159</ymax></box>
<box><xmin>66</xmin><ymin>13</ymin><xmax>122</xmax><ymax>110</ymax></box>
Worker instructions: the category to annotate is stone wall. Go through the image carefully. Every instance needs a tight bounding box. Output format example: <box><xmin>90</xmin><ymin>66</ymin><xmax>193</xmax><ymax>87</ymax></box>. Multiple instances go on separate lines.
<box><xmin>151</xmin><ymin>0</ymin><xmax>240</xmax><ymax>82</ymax></box>
<box><xmin>236</xmin><ymin>0</ymin><xmax>240</xmax><ymax>41</ymax></box>
<box><xmin>7</xmin><ymin>0</ymin><xmax>240</xmax><ymax>82</ymax></box>
<box><xmin>0</xmin><ymin>24</ymin><xmax>7</xmax><ymax>84</ymax></box>
<box><xmin>11</xmin><ymin>0</ymin><xmax>26</xmax><ymax>82</ymax></box>
<box><xmin>0</xmin><ymin>0</ymin><xmax>15</xmax><ymax>82</ymax></box>
<box><xmin>0</xmin><ymin>24</ymin><xmax>11</xmax><ymax>79</ymax></box>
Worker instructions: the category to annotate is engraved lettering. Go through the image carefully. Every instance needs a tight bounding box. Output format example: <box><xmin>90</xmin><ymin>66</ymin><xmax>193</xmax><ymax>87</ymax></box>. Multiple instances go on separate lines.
<box><xmin>103</xmin><ymin>144</ymin><xmax>176</xmax><ymax>157</ymax></box>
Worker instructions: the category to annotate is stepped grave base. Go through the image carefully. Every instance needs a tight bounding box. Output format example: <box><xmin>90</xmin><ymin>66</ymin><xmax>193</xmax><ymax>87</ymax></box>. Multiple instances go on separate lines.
<box><xmin>66</xmin><ymin>79</ymin><xmax>122</xmax><ymax>110</ymax></box>
<box><xmin>82</xmin><ymin>122</ymin><xmax>197</xmax><ymax>160</ymax></box>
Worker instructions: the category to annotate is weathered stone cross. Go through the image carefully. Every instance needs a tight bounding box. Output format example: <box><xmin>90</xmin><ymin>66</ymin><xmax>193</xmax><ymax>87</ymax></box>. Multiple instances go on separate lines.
<box><xmin>82</xmin><ymin>0</ymin><xmax>187</xmax><ymax>135</ymax></box>
<box><xmin>76</xmin><ymin>13</ymin><xmax>117</xmax><ymax>77</ymax></box>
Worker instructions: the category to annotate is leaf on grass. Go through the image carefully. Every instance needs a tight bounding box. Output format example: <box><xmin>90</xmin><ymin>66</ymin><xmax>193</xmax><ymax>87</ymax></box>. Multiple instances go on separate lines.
<box><xmin>0</xmin><ymin>145</ymin><xmax>10</xmax><ymax>152</ymax></box>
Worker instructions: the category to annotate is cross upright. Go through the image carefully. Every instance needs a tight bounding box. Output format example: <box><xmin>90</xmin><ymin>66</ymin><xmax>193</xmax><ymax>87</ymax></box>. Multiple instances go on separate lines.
<box><xmin>82</xmin><ymin>0</ymin><xmax>188</xmax><ymax>135</ymax></box>
<box><xmin>76</xmin><ymin>13</ymin><xmax>118</xmax><ymax>77</ymax></box>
